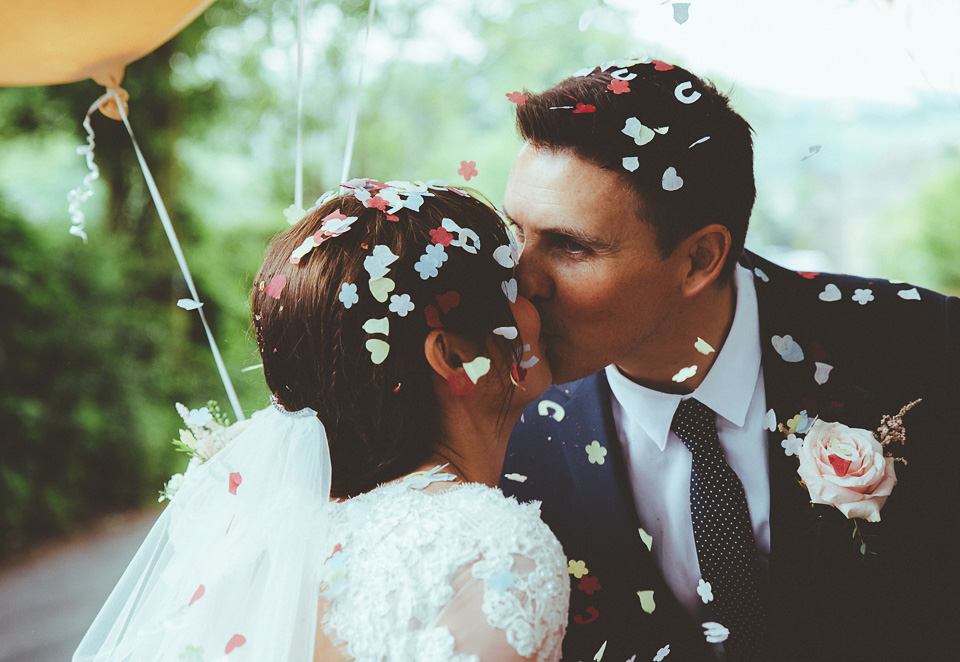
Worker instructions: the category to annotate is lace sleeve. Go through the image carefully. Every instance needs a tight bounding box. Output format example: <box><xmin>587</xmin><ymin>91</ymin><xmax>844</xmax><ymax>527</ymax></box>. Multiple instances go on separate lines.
<box><xmin>435</xmin><ymin>552</ymin><xmax>567</xmax><ymax>662</ymax></box>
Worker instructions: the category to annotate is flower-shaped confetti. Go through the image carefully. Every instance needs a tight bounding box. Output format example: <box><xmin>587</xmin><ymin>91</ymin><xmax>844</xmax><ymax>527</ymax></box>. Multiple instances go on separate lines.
<box><xmin>781</xmin><ymin>433</ymin><xmax>803</xmax><ymax>456</ymax></box>
<box><xmin>568</xmin><ymin>559</ymin><xmax>589</xmax><ymax>578</ymax></box>
<box><xmin>506</xmin><ymin>91</ymin><xmax>528</xmax><ymax>105</ymax></box>
<box><xmin>607</xmin><ymin>79</ymin><xmax>630</xmax><ymax>94</ymax></box>
<box><xmin>696</xmin><ymin>579</ymin><xmax>713</xmax><ymax>604</ymax></box>
<box><xmin>578</xmin><ymin>575</ymin><xmax>601</xmax><ymax>595</ymax></box>
<box><xmin>458</xmin><ymin>160</ymin><xmax>478</xmax><ymax>181</ymax></box>
<box><xmin>388</xmin><ymin>293</ymin><xmax>415</xmax><ymax>317</ymax></box>
<box><xmin>429</xmin><ymin>226</ymin><xmax>454</xmax><ymax>246</ymax></box>
<box><xmin>415</xmin><ymin>244</ymin><xmax>447</xmax><ymax>280</ymax></box>
<box><xmin>339</xmin><ymin>282</ymin><xmax>359</xmax><ymax>308</ymax></box>
<box><xmin>585</xmin><ymin>440</ymin><xmax>607</xmax><ymax>465</ymax></box>
<box><xmin>852</xmin><ymin>288</ymin><xmax>874</xmax><ymax>305</ymax></box>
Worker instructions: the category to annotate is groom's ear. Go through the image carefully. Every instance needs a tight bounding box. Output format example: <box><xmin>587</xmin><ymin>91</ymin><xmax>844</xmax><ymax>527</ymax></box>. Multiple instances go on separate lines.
<box><xmin>679</xmin><ymin>223</ymin><xmax>731</xmax><ymax>297</ymax></box>
<box><xmin>424</xmin><ymin>329</ymin><xmax>476</xmax><ymax>380</ymax></box>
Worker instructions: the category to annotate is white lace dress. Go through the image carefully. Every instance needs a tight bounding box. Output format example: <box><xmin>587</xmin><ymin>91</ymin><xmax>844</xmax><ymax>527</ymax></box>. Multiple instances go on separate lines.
<box><xmin>316</xmin><ymin>470</ymin><xmax>569</xmax><ymax>662</ymax></box>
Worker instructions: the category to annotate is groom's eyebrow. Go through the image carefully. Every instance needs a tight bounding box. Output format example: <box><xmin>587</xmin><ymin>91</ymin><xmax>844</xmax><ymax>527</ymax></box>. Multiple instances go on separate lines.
<box><xmin>501</xmin><ymin>206</ymin><xmax>615</xmax><ymax>252</ymax></box>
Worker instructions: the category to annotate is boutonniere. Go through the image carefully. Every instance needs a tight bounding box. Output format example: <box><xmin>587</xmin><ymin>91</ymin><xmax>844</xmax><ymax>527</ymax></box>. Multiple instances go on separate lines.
<box><xmin>779</xmin><ymin>400</ymin><xmax>920</xmax><ymax>552</ymax></box>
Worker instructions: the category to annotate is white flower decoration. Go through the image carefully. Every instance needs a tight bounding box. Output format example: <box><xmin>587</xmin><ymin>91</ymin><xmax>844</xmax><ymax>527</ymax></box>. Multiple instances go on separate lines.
<box><xmin>781</xmin><ymin>433</ymin><xmax>803</xmax><ymax>456</ymax></box>
<box><xmin>338</xmin><ymin>282</ymin><xmax>359</xmax><ymax>308</ymax></box>
<box><xmin>696</xmin><ymin>579</ymin><xmax>713</xmax><ymax>604</ymax></box>
<box><xmin>388</xmin><ymin>293</ymin><xmax>415</xmax><ymax>317</ymax></box>
<box><xmin>852</xmin><ymin>288</ymin><xmax>874</xmax><ymax>305</ymax></box>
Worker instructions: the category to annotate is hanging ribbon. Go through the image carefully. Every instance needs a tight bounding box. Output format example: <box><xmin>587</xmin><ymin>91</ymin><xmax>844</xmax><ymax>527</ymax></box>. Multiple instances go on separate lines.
<box><xmin>106</xmin><ymin>88</ymin><xmax>245</xmax><ymax>422</ymax></box>
<box><xmin>340</xmin><ymin>0</ymin><xmax>378</xmax><ymax>183</ymax></box>
<box><xmin>66</xmin><ymin>93</ymin><xmax>113</xmax><ymax>243</ymax></box>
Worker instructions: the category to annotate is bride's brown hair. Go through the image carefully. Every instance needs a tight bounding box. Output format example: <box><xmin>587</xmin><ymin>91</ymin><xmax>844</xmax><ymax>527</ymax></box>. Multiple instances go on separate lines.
<box><xmin>253</xmin><ymin>185</ymin><xmax>520</xmax><ymax>498</ymax></box>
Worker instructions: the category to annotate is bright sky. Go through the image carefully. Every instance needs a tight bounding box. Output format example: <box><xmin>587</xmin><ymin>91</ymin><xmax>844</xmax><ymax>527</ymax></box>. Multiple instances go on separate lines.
<box><xmin>610</xmin><ymin>0</ymin><xmax>960</xmax><ymax>104</ymax></box>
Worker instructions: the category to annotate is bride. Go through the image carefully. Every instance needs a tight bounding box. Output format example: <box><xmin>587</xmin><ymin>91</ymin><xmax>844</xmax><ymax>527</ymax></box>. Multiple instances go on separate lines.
<box><xmin>73</xmin><ymin>179</ymin><xmax>569</xmax><ymax>661</ymax></box>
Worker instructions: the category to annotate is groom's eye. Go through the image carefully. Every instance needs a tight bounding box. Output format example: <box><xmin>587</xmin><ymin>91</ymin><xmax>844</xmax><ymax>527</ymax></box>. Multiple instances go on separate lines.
<box><xmin>556</xmin><ymin>237</ymin><xmax>589</xmax><ymax>256</ymax></box>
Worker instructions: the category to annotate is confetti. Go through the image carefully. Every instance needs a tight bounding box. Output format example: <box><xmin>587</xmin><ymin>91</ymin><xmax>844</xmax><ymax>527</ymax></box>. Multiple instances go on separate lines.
<box><xmin>702</xmin><ymin>622</ymin><xmax>729</xmax><ymax>644</ymax></box>
<box><xmin>501</xmin><ymin>278</ymin><xmax>518</xmax><ymax>303</ymax></box>
<box><xmin>696</xmin><ymin>579</ymin><xmax>713</xmax><ymax>604</ymax></box>
<box><xmin>493</xmin><ymin>326</ymin><xmax>519</xmax><ymax>340</ymax></box>
<box><xmin>177</xmin><ymin>298</ymin><xmax>203</xmax><ymax>310</ymax></box>
<box><xmin>365</xmin><ymin>338</ymin><xmax>390</xmax><ymax>365</ymax></box>
<box><xmin>429</xmin><ymin>226</ymin><xmax>454</xmax><ymax>246</ymax></box>
<box><xmin>463</xmin><ymin>356</ymin><xmax>492</xmax><ymax>383</ymax></box>
<box><xmin>447</xmin><ymin>371</ymin><xmax>474</xmax><ymax>395</ymax></box>
<box><xmin>762</xmin><ymin>408</ymin><xmax>777</xmax><ymax>432</ymax></box>
<box><xmin>818</xmin><ymin>283</ymin><xmax>841</xmax><ymax>302</ymax></box>
<box><xmin>607</xmin><ymin>79</ymin><xmax>630</xmax><ymax>94</ymax></box>
<box><xmin>771</xmin><ymin>335</ymin><xmax>804</xmax><ymax>363</ymax></box>
<box><xmin>674</xmin><ymin>81</ymin><xmax>701</xmax><ymax>104</ymax></box>
<box><xmin>506</xmin><ymin>91</ymin><xmax>528</xmax><ymax>105</ymax></box>
<box><xmin>852</xmin><ymin>288</ymin><xmax>874</xmax><ymax>305</ymax></box>
<box><xmin>283</xmin><ymin>204</ymin><xmax>306</xmax><ymax>225</ymax></box>
<box><xmin>661</xmin><ymin>167</ymin><xmax>683</xmax><ymax>191</ymax></box>
<box><xmin>688</xmin><ymin>136</ymin><xmax>710</xmax><ymax>148</ymax></box>
<box><xmin>672</xmin><ymin>2</ymin><xmax>691</xmax><ymax>24</ymax></box>
<box><xmin>573</xmin><ymin>102</ymin><xmax>596</xmax><ymax>114</ymax></box>
<box><xmin>593</xmin><ymin>641</ymin><xmax>607</xmax><ymax>661</ymax></box>
<box><xmin>573</xmin><ymin>606</ymin><xmax>599</xmax><ymax>625</ymax></box>
<box><xmin>457</xmin><ymin>160</ymin><xmax>478</xmax><ymax>181</ymax></box>
<box><xmin>388</xmin><ymin>293</ymin><xmax>415</xmax><ymax>317</ymax></box>
<box><xmin>368</xmin><ymin>276</ymin><xmax>396</xmax><ymax>302</ymax></box>
<box><xmin>694</xmin><ymin>337</ymin><xmax>714</xmax><ymax>355</ymax></box>
<box><xmin>654</xmin><ymin>645</ymin><xmax>671</xmax><ymax>661</ymax></box>
<box><xmin>637</xmin><ymin>590</ymin><xmax>656</xmax><ymax>614</ymax></box>
<box><xmin>504</xmin><ymin>473</ymin><xmax>527</xmax><ymax>482</ymax></box>
<box><xmin>362</xmin><ymin>317</ymin><xmax>389</xmax><ymax>336</ymax></box>
<box><xmin>585</xmin><ymin>440</ymin><xmax>607</xmax><ymax>465</ymax></box>
<box><xmin>638</xmin><ymin>528</ymin><xmax>653</xmax><ymax>551</ymax></box>
<box><xmin>898</xmin><ymin>287</ymin><xmax>921</xmax><ymax>300</ymax></box>
<box><xmin>651</xmin><ymin>59</ymin><xmax>674</xmax><ymax>71</ymax></box>
<box><xmin>537</xmin><ymin>400</ymin><xmax>565</xmax><ymax>421</ymax></box>
<box><xmin>801</xmin><ymin>145</ymin><xmax>821</xmax><ymax>161</ymax></box>
<box><xmin>622</xmin><ymin>117</ymin><xmax>667</xmax><ymax>146</ymax></box>
<box><xmin>338</xmin><ymin>282</ymin><xmax>359</xmax><ymax>308</ymax></box>
<box><xmin>754</xmin><ymin>267</ymin><xmax>769</xmax><ymax>283</ymax></box>
<box><xmin>622</xmin><ymin>156</ymin><xmax>639</xmax><ymax>172</ymax></box>
<box><xmin>671</xmin><ymin>365</ymin><xmax>698</xmax><ymax>383</ymax></box>
<box><xmin>814</xmin><ymin>361</ymin><xmax>834</xmax><ymax>385</ymax></box>
<box><xmin>493</xmin><ymin>244</ymin><xmax>516</xmax><ymax>268</ymax></box>
<box><xmin>579</xmin><ymin>575</ymin><xmax>601</xmax><ymax>595</ymax></box>
<box><xmin>519</xmin><ymin>355</ymin><xmax>540</xmax><ymax>369</ymax></box>
<box><xmin>781</xmin><ymin>434</ymin><xmax>802</xmax><ymax>456</ymax></box>
<box><xmin>225</xmin><ymin>634</ymin><xmax>247</xmax><ymax>654</ymax></box>
<box><xmin>435</xmin><ymin>290</ymin><xmax>460</xmax><ymax>313</ymax></box>
<box><xmin>363</xmin><ymin>245</ymin><xmax>399</xmax><ymax>280</ymax></box>
<box><xmin>568</xmin><ymin>559</ymin><xmax>589</xmax><ymax>578</ymax></box>
<box><xmin>264</xmin><ymin>274</ymin><xmax>287</xmax><ymax>300</ymax></box>
<box><xmin>228</xmin><ymin>472</ymin><xmax>242</xmax><ymax>495</ymax></box>
<box><xmin>189</xmin><ymin>585</ymin><xmax>205</xmax><ymax>606</ymax></box>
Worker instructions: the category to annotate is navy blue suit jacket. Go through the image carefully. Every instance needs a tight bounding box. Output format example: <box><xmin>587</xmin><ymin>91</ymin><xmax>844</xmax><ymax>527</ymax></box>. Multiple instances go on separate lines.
<box><xmin>502</xmin><ymin>251</ymin><xmax>960</xmax><ymax>661</ymax></box>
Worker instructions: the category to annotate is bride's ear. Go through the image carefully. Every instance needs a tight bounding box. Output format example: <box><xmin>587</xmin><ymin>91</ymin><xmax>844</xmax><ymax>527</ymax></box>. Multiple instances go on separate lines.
<box><xmin>424</xmin><ymin>329</ymin><xmax>475</xmax><ymax>381</ymax></box>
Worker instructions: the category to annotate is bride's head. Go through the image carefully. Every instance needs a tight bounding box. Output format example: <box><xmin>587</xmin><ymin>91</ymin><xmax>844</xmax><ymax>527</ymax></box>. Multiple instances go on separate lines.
<box><xmin>253</xmin><ymin>180</ymin><xmax>548</xmax><ymax>497</ymax></box>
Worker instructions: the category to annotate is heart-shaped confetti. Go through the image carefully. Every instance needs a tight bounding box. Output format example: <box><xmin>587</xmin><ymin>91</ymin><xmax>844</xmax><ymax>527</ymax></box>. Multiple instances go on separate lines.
<box><xmin>898</xmin><ymin>287</ymin><xmax>921</xmax><ymax>300</ymax></box>
<box><xmin>228</xmin><ymin>472</ymin><xmax>242</xmax><ymax>495</ymax></box>
<box><xmin>369</xmin><ymin>276</ymin><xmax>395</xmax><ymax>303</ymax></box>
<box><xmin>362</xmin><ymin>317</ymin><xmax>389</xmax><ymax>336</ymax></box>
<box><xmin>493</xmin><ymin>245</ymin><xmax>516</xmax><ymax>268</ymax></box>
<box><xmin>436</xmin><ymin>290</ymin><xmax>461</xmax><ymax>314</ymax></box>
<box><xmin>694</xmin><ymin>337</ymin><xmax>714</xmax><ymax>355</ymax></box>
<box><xmin>189</xmin><ymin>584</ymin><xmax>205</xmax><ymax>606</ymax></box>
<box><xmin>463</xmin><ymin>356</ymin><xmax>492</xmax><ymax>383</ymax></box>
<box><xmin>814</xmin><ymin>361</ymin><xmax>833</xmax><ymax>385</ymax></box>
<box><xmin>818</xmin><ymin>283</ymin><xmax>841</xmax><ymax>302</ymax></box>
<box><xmin>771</xmin><ymin>335</ymin><xmax>804</xmax><ymax>363</ymax></box>
<box><xmin>623</xmin><ymin>117</ymin><xmax>657</xmax><ymax>146</ymax></box>
<box><xmin>493</xmin><ymin>326</ymin><xmax>519</xmax><ymax>340</ymax></box>
<box><xmin>365</xmin><ymin>338</ymin><xmax>390</xmax><ymax>365</ymax></box>
<box><xmin>573</xmin><ymin>102</ymin><xmax>596</xmax><ymax>114</ymax></box>
<box><xmin>637</xmin><ymin>590</ymin><xmax>656</xmax><ymax>614</ymax></box>
<box><xmin>622</xmin><ymin>156</ymin><xmax>639</xmax><ymax>172</ymax></box>
<box><xmin>762</xmin><ymin>408</ymin><xmax>777</xmax><ymax>432</ymax></box>
<box><xmin>501</xmin><ymin>278</ymin><xmax>518</xmax><ymax>303</ymax></box>
<box><xmin>537</xmin><ymin>399</ymin><xmax>565</xmax><ymax>421</ymax></box>
<box><xmin>225</xmin><ymin>634</ymin><xmax>246</xmax><ymax>654</ymax></box>
<box><xmin>264</xmin><ymin>274</ymin><xmax>287</xmax><ymax>300</ymax></box>
<box><xmin>661</xmin><ymin>167</ymin><xmax>683</xmax><ymax>191</ymax></box>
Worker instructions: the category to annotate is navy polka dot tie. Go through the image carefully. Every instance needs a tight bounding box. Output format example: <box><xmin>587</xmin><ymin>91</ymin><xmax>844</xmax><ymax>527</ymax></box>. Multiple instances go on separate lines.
<box><xmin>671</xmin><ymin>398</ymin><xmax>764</xmax><ymax>661</ymax></box>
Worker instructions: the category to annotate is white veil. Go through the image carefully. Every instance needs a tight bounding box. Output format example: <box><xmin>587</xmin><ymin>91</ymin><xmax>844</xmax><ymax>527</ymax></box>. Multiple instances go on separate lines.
<box><xmin>73</xmin><ymin>404</ymin><xmax>332</xmax><ymax>661</ymax></box>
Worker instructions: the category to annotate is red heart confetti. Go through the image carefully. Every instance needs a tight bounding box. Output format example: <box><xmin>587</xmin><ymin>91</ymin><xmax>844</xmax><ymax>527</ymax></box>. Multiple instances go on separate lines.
<box><xmin>228</xmin><ymin>472</ymin><xmax>242</xmax><ymax>495</ymax></box>
<box><xmin>430</xmin><ymin>227</ymin><xmax>454</xmax><ymax>246</ymax></box>
<box><xmin>572</xmin><ymin>103</ymin><xmax>596</xmax><ymax>114</ymax></box>
<box><xmin>448</xmin><ymin>371</ymin><xmax>475</xmax><ymax>396</ymax></box>
<box><xmin>828</xmin><ymin>454</ymin><xmax>852</xmax><ymax>477</ymax></box>
<box><xmin>225</xmin><ymin>634</ymin><xmax>246</xmax><ymax>654</ymax></box>
<box><xmin>574</xmin><ymin>606</ymin><xmax>599</xmax><ymax>625</ymax></box>
<box><xmin>506</xmin><ymin>91</ymin><xmax>528</xmax><ymax>105</ymax></box>
<box><xmin>189</xmin><ymin>584</ymin><xmax>205</xmax><ymax>606</ymax></box>
<box><xmin>607</xmin><ymin>79</ymin><xmax>630</xmax><ymax>95</ymax></box>
<box><xmin>436</xmin><ymin>291</ymin><xmax>461</xmax><ymax>314</ymax></box>
<box><xmin>458</xmin><ymin>160</ymin><xmax>478</xmax><ymax>181</ymax></box>
<box><xmin>264</xmin><ymin>274</ymin><xmax>287</xmax><ymax>300</ymax></box>
<box><xmin>651</xmin><ymin>60</ymin><xmax>674</xmax><ymax>71</ymax></box>
<box><xmin>798</xmin><ymin>271</ymin><xmax>820</xmax><ymax>279</ymax></box>
<box><xmin>578</xmin><ymin>575</ymin><xmax>602</xmax><ymax>595</ymax></box>
<box><xmin>425</xmin><ymin>304</ymin><xmax>442</xmax><ymax>329</ymax></box>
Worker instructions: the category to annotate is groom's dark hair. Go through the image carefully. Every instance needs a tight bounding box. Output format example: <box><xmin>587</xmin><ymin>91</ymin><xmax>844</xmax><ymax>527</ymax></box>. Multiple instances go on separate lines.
<box><xmin>515</xmin><ymin>59</ymin><xmax>755</xmax><ymax>279</ymax></box>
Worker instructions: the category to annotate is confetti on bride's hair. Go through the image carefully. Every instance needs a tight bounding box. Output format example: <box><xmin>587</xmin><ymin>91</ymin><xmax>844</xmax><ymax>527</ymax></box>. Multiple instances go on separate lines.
<box><xmin>506</xmin><ymin>91</ymin><xmax>528</xmax><ymax>105</ymax></box>
<box><xmin>504</xmin><ymin>473</ymin><xmax>528</xmax><ymax>483</ymax></box>
<box><xmin>365</xmin><ymin>338</ymin><xmax>389</xmax><ymax>365</ymax></box>
<box><xmin>493</xmin><ymin>326</ymin><xmax>519</xmax><ymax>340</ymax></box>
<box><xmin>368</xmin><ymin>276</ymin><xmax>395</xmax><ymax>302</ymax></box>
<box><xmin>339</xmin><ymin>282</ymin><xmax>359</xmax><ymax>308</ymax></box>
<box><xmin>457</xmin><ymin>160</ymin><xmax>478</xmax><ymax>181</ymax></box>
<box><xmin>623</xmin><ymin>156</ymin><xmax>639</xmax><ymax>172</ymax></box>
<box><xmin>607</xmin><ymin>79</ymin><xmax>630</xmax><ymax>94</ymax></box>
<box><xmin>695</xmin><ymin>337</ymin><xmax>715</xmax><ymax>355</ymax></box>
<box><xmin>622</xmin><ymin>117</ymin><xmax>668</xmax><ymax>146</ymax></box>
<box><xmin>463</xmin><ymin>356</ymin><xmax>492</xmax><ymax>384</ymax></box>
<box><xmin>361</xmin><ymin>317</ymin><xmax>390</xmax><ymax>336</ymax></box>
<box><xmin>662</xmin><ymin>166</ymin><xmax>684</xmax><ymax>191</ymax></box>
<box><xmin>264</xmin><ymin>274</ymin><xmax>287</xmax><ymax>300</ymax></box>
<box><xmin>702</xmin><ymin>622</ymin><xmax>729</xmax><ymax>644</ymax></box>
<box><xmin>675</xmin><ymin>81</ymin><xmax>701</xmax><ymax>104</ymax></box>
<box><xmin>672</xmin><ymin>365</ymin><xmax>698</xmax><ymax>383</ymax></box>
<box><xmin>654</xmin><ymin>644</ymin><xmax>671</xmax><ymax>661</ymax></box>
<box><xmin>689</xmin><ymin>136</ymin><xmax>711</xmax><ymax>148</ymax></box>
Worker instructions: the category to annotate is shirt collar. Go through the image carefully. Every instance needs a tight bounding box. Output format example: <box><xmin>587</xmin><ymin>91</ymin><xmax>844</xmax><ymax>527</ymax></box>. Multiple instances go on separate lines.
<box><xmin>605</xmin><ymin>264</ymin><xmax>762</xmax><ymax>451</ymax></box>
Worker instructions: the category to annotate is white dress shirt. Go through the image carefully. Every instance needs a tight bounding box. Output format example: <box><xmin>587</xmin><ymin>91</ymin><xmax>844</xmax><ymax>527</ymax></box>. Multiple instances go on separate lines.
<box><xmin>605</xmin><ymin>264</ymin><xmax>770</xmax><ymax>621</ymax></box>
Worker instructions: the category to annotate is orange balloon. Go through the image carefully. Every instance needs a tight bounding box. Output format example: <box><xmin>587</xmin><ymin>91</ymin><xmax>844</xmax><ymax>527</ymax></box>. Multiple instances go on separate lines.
<box><xmin>0</xmin><ymin>0</ymin><xmax>215</xmax><ymax>87</ymax></box>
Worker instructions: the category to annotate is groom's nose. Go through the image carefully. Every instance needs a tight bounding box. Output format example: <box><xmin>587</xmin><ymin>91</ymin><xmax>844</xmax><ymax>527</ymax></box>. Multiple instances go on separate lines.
<box><xmin>516</xmin><ymin>250</ymin><xmax>553</xmax><ymax>305</ymax></box>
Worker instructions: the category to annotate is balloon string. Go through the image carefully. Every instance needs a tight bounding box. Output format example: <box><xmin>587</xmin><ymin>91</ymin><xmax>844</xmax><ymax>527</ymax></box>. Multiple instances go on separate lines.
<box><xmin>295</xmin><ymin>0</ymin><xmax>305</xmax><ymax>210</ymax></box>
<box><xmin>108</xmin><ymin>89</ymin><xmax>246</xmax><ymax>422</ymax></box>
<box><xmin>66</xmin><ymin>93</ymin><xmax>112</xmax><ymax>243</ymax></box>
<box><xmin>340</xmin><ymin>0</ymin><xmax>377</xmax><ymax>183</ymax></box>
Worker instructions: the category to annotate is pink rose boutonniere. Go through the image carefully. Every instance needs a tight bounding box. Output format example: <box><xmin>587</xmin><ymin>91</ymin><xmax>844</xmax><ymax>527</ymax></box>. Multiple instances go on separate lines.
<box><xmin>790</xmin><ymin>400</ymin><xmax>919</xmax><ymax>526</ymax></box>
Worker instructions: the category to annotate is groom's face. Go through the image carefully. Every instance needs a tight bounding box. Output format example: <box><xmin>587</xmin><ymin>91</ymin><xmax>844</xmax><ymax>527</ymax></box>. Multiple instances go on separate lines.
<box><xmin>503</xmin><ymin>145</ymin><xmax>688</xmax><ymax>384</ymax></box>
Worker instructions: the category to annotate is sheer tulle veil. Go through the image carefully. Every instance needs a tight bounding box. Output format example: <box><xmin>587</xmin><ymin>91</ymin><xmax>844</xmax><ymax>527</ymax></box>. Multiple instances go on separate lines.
<box><xmin>73</xmin><ymin>404</ymin><xmax>332</xmax><ymax>661</ymax></box>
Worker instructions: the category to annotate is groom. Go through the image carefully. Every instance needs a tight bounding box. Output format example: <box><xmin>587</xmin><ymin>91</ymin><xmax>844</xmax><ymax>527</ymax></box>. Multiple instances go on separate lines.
<box><xmin>500</xmin><ymin>58</ymin><xmax>959</xmax><ymax>661</ymax></box>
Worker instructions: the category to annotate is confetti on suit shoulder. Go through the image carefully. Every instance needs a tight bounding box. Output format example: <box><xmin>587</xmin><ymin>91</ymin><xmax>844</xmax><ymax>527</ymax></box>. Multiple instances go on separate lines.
<box><xmin>504</xmin><ymin>473</ymin><xmax>528</xmax><ymax>483</ymax></box>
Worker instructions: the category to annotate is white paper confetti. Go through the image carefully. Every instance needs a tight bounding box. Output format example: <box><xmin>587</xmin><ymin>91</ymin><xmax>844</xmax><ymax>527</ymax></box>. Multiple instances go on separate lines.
<box><xmin>674</xmin><ymin>81</ymin><xmax>701</xmax><ymax>103</ymax></box>
<box><xmin>463</xmin><ymin>356</ymin><xmax>492</xmax><ymax>383</ymax></box>
<box><xmin>754</xmin><ymin>267</ymin><xmax>769</xmax><ymax>283</ymax></box>
<box><xmin>638</xmin><ymin>528</ymin><xmax>653</xmax><ymax>551</ymax></box>
<box><xmin>702</xmin><ymin>622</ymin><xmax>729</xmax><ymax>644</ymax></box>
<box><xmin>762</xmin><ymin>408</ymin><xmax>777</xmax><ymax>432</ymax></box>
<box><xmin>818</xmin><ymin>283</ymin><xmax>841</xmax><ymax>302</ymax></box>
<box><xmin>176</xmin><ymin>298</ymin><xmax>203</xmax><ymax>311</ymax></box>
<box><xmin>537</xmin><ymin>400</ymin><xmax>565</xmax><ymax>421</ymax></box>
<box><xmin>504</xmin><ymin>473</ymin><xmax>528</xmax><ymax>482</ymax></box>
<box><xmin>493</xmin><ymin>326</ymin><xmax>519</xmax><ymax>340</ymax></box>
<box><xmin>661</xmin><ymin>167</ymin><xmax>683</xmax><ymax>191</ymax></box>
<box><xmin>638</xmin><ymin>590</ymin><xmax>656</xmax><ymax>614</ymax></box>
<box><xmin>771</xmin><ymin>335</ymin><xmax>804</xmax><ymax>363</ymax></box>
<box><xmin>361</xmin><ymin>317</ymin><xmax>389</xmax><ymax>336</ymax></box>
<box><xmin>622</xmin><ymin>156</ymin><xmax>640</xmax><ymax>172</ymax></box>
<box><xmin>694</xmin><ymin>337</ymin><xmax>714</xmax><ymax>355</ymax></box>
<box><xmin>814</xmin><ymin>361</ymin><xmax>833</xmax><ymax>385</ymax></box>
<box><xmin>671</xmin><ymin>365</ymin><xmax>698</xmax><ymax>383</ymax></box>
<box><xmin>898</xmin><ymin>287</ymin><xmax>921</xmax><ymax>301</ymax></box>
<box><xmin>852</xmin><ymin>288</ymin><xmax>874</xmax><ymax>305</ymax></box>
<box><xmin>501</xmin><ymin>278</ymin><xmax>518</xmax><ymax>303</ymax></box>
<box><xmin>593</xmin><ymin>641</ymin><xmax>607</xmax><ymax>662</ymax></box>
